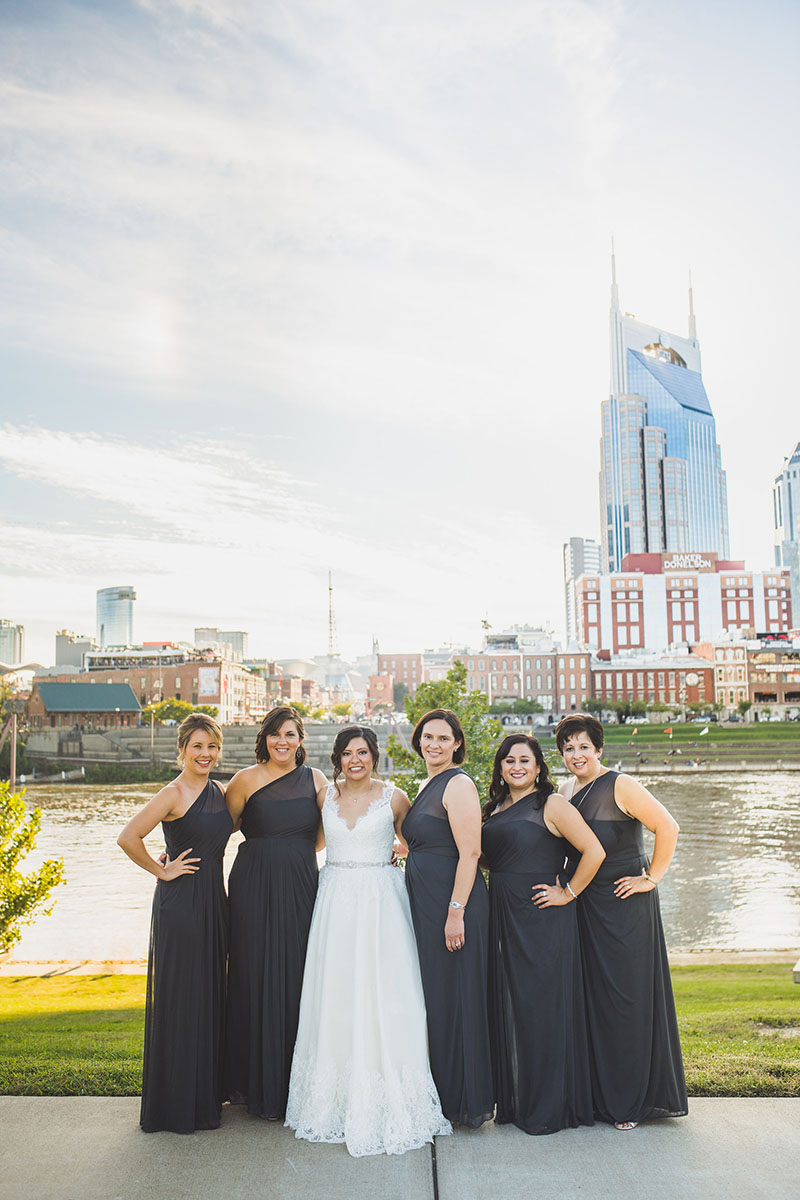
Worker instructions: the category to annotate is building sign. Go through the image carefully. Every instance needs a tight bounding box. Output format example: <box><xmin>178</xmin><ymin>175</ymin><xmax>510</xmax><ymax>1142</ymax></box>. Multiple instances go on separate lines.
<box><xmin>660</xmin><ymin>552</ymin><xmax>717</xmax><ymax>572</ymax></box>
<box><xmin>198</xmin><ymin>666</ymin><xmax>218</xmax><ymax>698</ymax></box>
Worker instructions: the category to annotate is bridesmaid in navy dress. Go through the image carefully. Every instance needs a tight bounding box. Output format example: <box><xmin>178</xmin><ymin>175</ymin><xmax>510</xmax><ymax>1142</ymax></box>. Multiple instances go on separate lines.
<box><xmin>223</xmin><ymin>706</ymin><xmax>328</xmax><ymax>1119</ymax></box>
<box><xmin>482</xmin><ymin>734</ymin><xmax>604</xmax><ymax>1134</ymax></box>
<box><xmin>118</xmin><ymin>713</ymin><xmax>232</xmax><ymax>1133</ymax></box>
<box><xmin>556</xmin><ymin>713</ymin><xmax>688</xmax><ymax>1129</ymax></box>
<box><xmin>401</xmin><ymin>708</ymin><xmax>494</xmax><ymax>1128</ymax></box>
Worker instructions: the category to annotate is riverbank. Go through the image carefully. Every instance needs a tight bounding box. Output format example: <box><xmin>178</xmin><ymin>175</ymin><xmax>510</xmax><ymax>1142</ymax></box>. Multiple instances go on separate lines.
<box><xmin>10</xmin><ymin>718</ymin><xmax>800</xmax><ymax>785</ymax></box>
<box><xmin>1</xmin><ymin>963</ymin><xmax>798</xmax><ymax>1098</ymax></box>
<box><xmin>3</xmin><ymin>950</ymin><xmax>799</xmax><ymax>976</ymax></box>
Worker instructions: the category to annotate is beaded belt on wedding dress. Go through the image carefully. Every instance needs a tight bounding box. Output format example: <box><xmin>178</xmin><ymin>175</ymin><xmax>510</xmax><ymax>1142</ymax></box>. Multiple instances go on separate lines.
<box><xmin>326</xmin><ymin>860</ymin><xmax>392</xmax><ymax>869</ymax></box>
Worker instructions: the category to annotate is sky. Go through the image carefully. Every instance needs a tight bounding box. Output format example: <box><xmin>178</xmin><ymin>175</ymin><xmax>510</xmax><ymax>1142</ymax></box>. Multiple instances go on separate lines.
<box><xmin>1</xmin><ymin>0</ymin><xmax>798</xmax><ymax>666</ymax></box>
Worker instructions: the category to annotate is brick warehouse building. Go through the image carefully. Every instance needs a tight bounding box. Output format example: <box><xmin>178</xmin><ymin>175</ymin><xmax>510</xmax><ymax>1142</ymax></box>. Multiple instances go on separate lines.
<box><xmin>572</xmin><ymin>552</ymin><xmax>792</xmax><ymax>653</ymax></box>
<box><xmin>28</xmin><ymin>681</ymin><xmax>141</xmax><ymax>728</ymax></box>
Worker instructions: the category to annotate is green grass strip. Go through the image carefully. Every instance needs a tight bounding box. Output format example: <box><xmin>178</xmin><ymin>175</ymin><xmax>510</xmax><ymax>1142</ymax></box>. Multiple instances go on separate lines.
<box><xmin>1</xmin><ymin>964</ymin><xmax>798</xmax><ymax>1097</ymax></box>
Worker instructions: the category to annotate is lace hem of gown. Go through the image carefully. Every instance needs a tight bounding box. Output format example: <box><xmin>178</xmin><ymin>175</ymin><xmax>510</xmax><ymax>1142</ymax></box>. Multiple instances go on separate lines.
<box><xmin>285</xmin><ymin>1058</ymin><xmax>452</xmax><ymax>1157</ymax></box>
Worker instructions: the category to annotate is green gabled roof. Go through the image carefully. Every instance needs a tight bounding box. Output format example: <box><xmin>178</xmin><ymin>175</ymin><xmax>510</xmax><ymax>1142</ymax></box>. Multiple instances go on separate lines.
<box><xmin>35</xmin><ymin>682</ymin><xmax>141</xmax><ymax>713</ymax></box>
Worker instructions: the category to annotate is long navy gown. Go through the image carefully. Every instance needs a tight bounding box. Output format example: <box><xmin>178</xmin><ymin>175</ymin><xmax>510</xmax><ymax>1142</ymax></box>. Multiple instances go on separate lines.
<box><xmin>565</xmin><ymin>770</ymin><xmax>688</xmax><ymax>1125</ymax></box>
<box><xmin>141</xmin><ymin>779</ymin><xmax>233</xmax><ymax>1133</ymax></box>
<box><xmin>482</xmin><ymin>794</ymin><xmax>593</xmax><ymax>1134</ymax></box>
<box><xmin>223</xmin><ymin>764</ymin><xmax>320</xmax><ymax>1118</ymax></box>
<box><xmin>402</xmin><ymin>767</ymin><xmax>494</xmax><ymax>1128</ymax></box>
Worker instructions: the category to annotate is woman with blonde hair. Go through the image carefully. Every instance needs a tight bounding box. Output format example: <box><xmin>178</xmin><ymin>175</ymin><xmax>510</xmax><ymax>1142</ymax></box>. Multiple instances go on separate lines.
<box><xmin>118</xmin><ymin>712</ymin><xmax>232</xmax><ymax>1133</ymax></box>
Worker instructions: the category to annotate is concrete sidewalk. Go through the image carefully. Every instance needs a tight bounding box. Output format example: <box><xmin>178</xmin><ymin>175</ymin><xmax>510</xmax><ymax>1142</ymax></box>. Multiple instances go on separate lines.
<box><xmin>0</xmin><ymin>1097</ymin><xmax>797</xmax><ymax>1200</ymax></box>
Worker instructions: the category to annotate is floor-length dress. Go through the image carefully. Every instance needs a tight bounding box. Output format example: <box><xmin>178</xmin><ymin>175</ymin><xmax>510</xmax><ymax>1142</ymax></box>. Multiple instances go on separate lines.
<box><xmin>141</xmin><ymin>779</ymin><xmax>232</xmax><ymax>1133</ymax></box>
<box><xmin>482</xmin><ymin>796</ymin><xmax>593</xmax><ymax>1134</ymax></box>
<box><xmin>224</xmin><ymin>765</ymin><xmax>320</xmax><ymax>1118</ymax></box>
<box><xmin>402</xmin><ymin>768</ymin><xmax>494</xmax><ymax>1128</ymax></box>
<box><xmin>566</xmin><ymin>770</ymin><xmax>688</xmax><ymax>1125</ymax></box>
<box><xmin>285</xmin><ymin>781</ymin><xmax>451</xmax><ymax>1157</ymax></box>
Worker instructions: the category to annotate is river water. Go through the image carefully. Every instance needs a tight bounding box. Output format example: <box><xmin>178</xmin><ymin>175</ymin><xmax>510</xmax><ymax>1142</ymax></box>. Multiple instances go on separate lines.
<box><xmin>10</xmin><ymin>773</ymin><xmax>800</xmax><ymax>960</ymax></box>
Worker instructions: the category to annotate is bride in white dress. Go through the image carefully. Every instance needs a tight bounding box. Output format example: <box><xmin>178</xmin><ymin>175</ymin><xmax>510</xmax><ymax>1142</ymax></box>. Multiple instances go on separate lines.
<box><xmin>285</xmin><ymin>726</ymin><xmax>451</xmax><ymax>1157</ymax></box>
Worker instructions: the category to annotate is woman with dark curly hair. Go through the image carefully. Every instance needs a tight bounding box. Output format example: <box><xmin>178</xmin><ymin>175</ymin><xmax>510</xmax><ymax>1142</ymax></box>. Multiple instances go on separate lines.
<box><xmin>223</xmin><ymin>706</ymin><xmax>328</xmax><ymax>1121</ymax></box>
<box><xmin>286</xmin><ymin>726</ymin><xmax>450</xmax><ymax>1156</ymax></box>
<box><xmin>401</xmin><ymin>708</ymin><xmax>494</xmax><ymax>1128</ymax></box>
<box><xmin>482</xmin><ymin>733</ymin><xmax>604</xmax><ymax>1135</ymax></box>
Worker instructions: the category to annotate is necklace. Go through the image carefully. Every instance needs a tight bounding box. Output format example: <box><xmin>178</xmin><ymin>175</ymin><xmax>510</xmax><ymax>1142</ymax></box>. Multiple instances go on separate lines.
<box><xmin>572</xmin><ymin>771</ymin><xmax>604</xmax><ymax>809</ymax></box>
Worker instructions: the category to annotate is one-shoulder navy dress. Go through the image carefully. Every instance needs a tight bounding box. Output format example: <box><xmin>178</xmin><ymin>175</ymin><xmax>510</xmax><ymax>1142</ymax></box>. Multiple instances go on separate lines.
<box><xmin>402</xmin><ymin>767</ymin><xmax>493</xmax><ymax>1127</ymax></box>
<box><xmin>565</xmin><ymin>770</ymin><xmax>688</xmax><ymax>1125</ymax></box>
<box><xmin>141</xmin><ymin>779</ymin><xmax>233</xmax><ymax>1133</ymax></box>
<box><xmin>224</xmin><ymin>764</ymin><xmax>320</xmax><ymax>1118</ymax></box>
<box><xmin>482</xmin><ymin>794</ymin><xmax>593</xmax><ymax>1134</ymax></box>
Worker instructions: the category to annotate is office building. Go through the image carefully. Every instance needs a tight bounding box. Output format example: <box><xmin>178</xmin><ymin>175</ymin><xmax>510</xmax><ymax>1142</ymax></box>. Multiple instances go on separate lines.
<box><xmin>194</xmin><ymin>627</ymin><xmax>249</xmax><ymax>660</ymax></box>
<box><xmin>600</xmin><ymin>253</ymin><xmax>729</xmax><ymax>572</ymax></box>
<box><xmin>0</xmin><ymin>619</ymin><xmax>24</xmax><ymax>664</ymax></box>
<box><xmin>574</xmin><ymin>553</ymin><xmax>791</xmax><ymax>652</ymax></box>
<box><xmin>564</xmin><ymin>537</ymin><xmax>603</xmax><ymax>642</ymax></box>
<box><xmin>55</xmin><ymin>630</ymin><xmax>97</xmax><ymax>669</ymax></box>
<box><xmin>773</xmin><ymin>439</ymin><xmax>800</xmax><ymax>616</ymax></box>
<box><xmin>96</xmin><ymin>586</ymin><xmax>136</xmax><ymax>647</ymax></box>
<box><xmin>591</xmin><ymin>651</ymin><xmax>714</xmax><ymax>708</ymax></box>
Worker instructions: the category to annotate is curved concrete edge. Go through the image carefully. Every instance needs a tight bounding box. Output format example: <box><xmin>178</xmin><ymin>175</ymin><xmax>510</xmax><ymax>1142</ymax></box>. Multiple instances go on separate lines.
<box><xmin>3</xmin><ymin>950</ymin><xmax>799</xmax><ymax>976</ymax></box>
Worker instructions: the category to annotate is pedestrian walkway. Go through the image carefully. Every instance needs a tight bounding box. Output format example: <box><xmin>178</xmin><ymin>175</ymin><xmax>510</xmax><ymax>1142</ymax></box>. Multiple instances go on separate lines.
<box><xmin>0</xmin><ymin>1097</ymin><xmax>797</xmax><ymax>1200</ymax></box>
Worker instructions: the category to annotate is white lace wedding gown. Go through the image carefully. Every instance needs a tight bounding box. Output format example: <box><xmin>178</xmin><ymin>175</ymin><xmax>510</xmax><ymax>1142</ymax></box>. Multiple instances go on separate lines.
<box><xmin>285</xmin><ymin>781</ymin><xmax>451</xmax><ymax>1156</ymax></box>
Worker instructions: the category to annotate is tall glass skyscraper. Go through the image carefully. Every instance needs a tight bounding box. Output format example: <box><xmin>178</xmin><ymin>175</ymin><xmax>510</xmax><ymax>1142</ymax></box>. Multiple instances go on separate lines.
<box><xmin>599</xmin><ymin>251</ymin><xmax>730</xmax><ymax>573</ymax></box>
<box><xmin>773</xmin><ymin>440</ymin><xmax>800</xmax><ymax>615</ymax></box>
<box><xmin>96</xmin><ymin>586</ymin><xmax>136</xmax><ymax>648</ymax></box>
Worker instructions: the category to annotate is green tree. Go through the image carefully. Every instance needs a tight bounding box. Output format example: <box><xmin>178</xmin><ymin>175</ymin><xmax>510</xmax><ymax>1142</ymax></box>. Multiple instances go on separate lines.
<box><xmin>583</xmin><ymin>698</ymin><xmax>605</xmax><ymax>716</ymax></box>
<box><xmin>387</xmin><ymin>661</ymin><xmax>503</xmax><ymax>801</ymax></box>
<box><xmin>142</xmin><ymin>699</ymin><xmax>219</xmax><ymax>724</ymax></box>
<box><xmin>289</xmin><ymin>701</ymin><xmax>311</xmax><ymax>716</ymax></box>
<box><xmin>0</xmin><ymin>782</ymin><xmax>65</xmax><ymax>952</ymax></box>
<box><xmin>332</xmin><ymin>702</ymin><xmax>352</xmax><ymax>719</ymax></box>
<box><xmin>392</xmin><ymin>682</ymin><xmax>409</xmax><ymax>709</ymax></box>
<box><xmin>737</xmin><ymin>699</ymin><xmax>752</xmax><ymax>718</ymax></box>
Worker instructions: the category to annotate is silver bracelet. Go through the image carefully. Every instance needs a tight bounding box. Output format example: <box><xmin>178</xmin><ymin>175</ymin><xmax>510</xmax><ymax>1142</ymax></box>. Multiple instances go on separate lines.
<box><xmin>565</xmin><ymin>881</ymin><xmax>578</xmax><ymax>901</ymax></box>
<box><xmin>449</xmin><ymin>900</ymin><xmax>465</xmax><ymax>911</ymax></box>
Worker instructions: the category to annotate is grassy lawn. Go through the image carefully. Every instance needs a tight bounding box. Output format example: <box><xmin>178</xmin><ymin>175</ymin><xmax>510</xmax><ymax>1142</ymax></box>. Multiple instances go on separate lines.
<box><xmin>0</xmin><ymin>975</ymin><xmax>146</xmax><ymax>1096</ymax></box>
<box><xmin>673</xmin><ymin>964</ymin><xmax>800</xmax><ymax>1096</ymax></box>
<box><xmin>1</xmin><ymin>965</ymin><xmax>798</xmax><ymax>1098</ymax></box>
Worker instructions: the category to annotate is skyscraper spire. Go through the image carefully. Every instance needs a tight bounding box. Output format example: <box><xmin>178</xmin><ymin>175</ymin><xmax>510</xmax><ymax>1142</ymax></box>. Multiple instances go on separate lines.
<box><xmin>688</xmin><ymin>269</ymin><xmax>697</xmax><ymax>340</ymax></box>
<box><xmin>610</xmin><ymin>236</ymin><xmax>619</xmax><ymax>309</ymax></box>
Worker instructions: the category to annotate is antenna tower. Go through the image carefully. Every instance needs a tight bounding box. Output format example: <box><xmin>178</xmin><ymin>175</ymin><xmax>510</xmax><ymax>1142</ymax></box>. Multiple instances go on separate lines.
<box><xmin>327</xmin><ymin>571</ymin><xmax>339</xmax><ymax>659</ymax></box>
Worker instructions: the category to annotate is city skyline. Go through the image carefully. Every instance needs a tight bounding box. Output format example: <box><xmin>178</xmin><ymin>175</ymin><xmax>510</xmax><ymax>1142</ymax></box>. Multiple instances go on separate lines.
<box><xmin>2</xmin><ymin>2</ymin><xmax>799</xmax><ymax>665</ymax></box>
